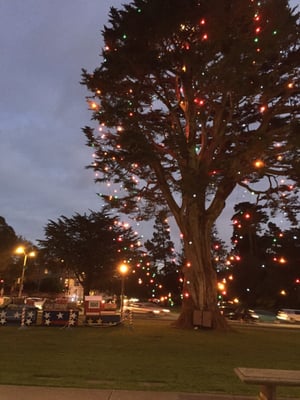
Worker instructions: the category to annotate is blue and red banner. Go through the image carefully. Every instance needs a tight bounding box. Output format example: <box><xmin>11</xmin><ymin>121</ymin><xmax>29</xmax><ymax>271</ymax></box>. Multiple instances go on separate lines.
<box><xmin>42</xmin><ymin>310</ymin><xmax>79</xmax><ymax>326</ymax></box>
<box><xmin>0</xmin><ymin>306</ymin><xmax>38</xmax><ymax>326</ymax></box>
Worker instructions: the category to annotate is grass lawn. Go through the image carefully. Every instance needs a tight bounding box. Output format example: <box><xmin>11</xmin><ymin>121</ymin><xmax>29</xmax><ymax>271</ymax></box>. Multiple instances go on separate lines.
<box><xmin>0</xmin><ymin>319</ymin><xmax>300</xmax><ymax>397</ymax></box>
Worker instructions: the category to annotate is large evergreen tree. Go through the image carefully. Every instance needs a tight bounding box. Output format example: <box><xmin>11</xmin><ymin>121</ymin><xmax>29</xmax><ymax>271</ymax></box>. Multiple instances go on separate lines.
<box><xmin>81</xmin><ymin>0</ymin><xmax>299</xmax><ymax>329</ymax></box>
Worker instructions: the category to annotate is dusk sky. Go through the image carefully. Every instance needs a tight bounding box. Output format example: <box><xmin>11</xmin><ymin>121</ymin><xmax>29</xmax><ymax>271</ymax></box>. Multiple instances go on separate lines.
<box><xmin>1</xmin><ymin>1</ymin><xmax>298</xmax><ymax>247</ymax></box>
<box><xmin>1</xmin><ymin>0</ymin><xmax>124</xmax><ymax>243</ymax></box>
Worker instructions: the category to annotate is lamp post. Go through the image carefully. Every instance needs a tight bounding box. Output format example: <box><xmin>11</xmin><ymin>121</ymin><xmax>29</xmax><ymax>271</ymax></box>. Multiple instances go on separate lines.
<box><xmin>15</xmin><ymin>246</ymin><xmax>36</xmax><ymax>298</ymax></box>
<box><xmin>119</xmin><ymin>263</ymin><xmax>128</xmax><ymax>319</ymax></box>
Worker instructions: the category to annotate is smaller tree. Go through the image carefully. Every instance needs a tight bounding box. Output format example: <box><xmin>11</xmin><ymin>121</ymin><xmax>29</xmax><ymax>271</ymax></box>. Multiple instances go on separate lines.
<box><xmin>0</xmin><ymin>217</ymin><xmax>19</xmax><ymax>278</ymax></box>
<box><xmin>0</xmin><ymin>217</ymin><xmax>37</xmax><ymax>296</ymax></box>
<box><xmin>144</xmin><ymin>210</ymin><xmax>175</xmax><ymax>266</ymax></box>
<box><xmin>144</xmin><ymin>210</ymin><xmax>180</xmax><ymax>302</ymax></box>
<box><xmin>262</xmin><ymin>224</ymin><xmax>300</xmax><ymax>308</ymax></box>
<box><xmin>38</xmin><ymin>209</ymin><xmax>141</xmax><ymax>295</ymax></box>
<box><xmin>229</xmin><ymin>202</ymin><xmax>269</xmax><ymax>306</ymax></box>
<box><xmin>231</xmin><ymin>202</ymin><xmax>268</xmax><ymax>256</ymax></box>
<box><xmin>229</xmin><ymin>204</ymin><xmax>300</xmax><ymax>308</ymax></box>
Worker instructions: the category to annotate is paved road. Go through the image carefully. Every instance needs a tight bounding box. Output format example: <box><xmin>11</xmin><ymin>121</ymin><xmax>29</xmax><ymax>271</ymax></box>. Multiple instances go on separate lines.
<box><xmin>2</xmin><ymin>385</ymin><xmax>300</xmax><ymax>400</ymax></box>
<box><xmin>0</xmin><ymin>385</ymin><xmax>257</xmax><ymax>400</ymax></box>
<box><xmin>228</xmin><ymin>319</ymin><xmax>300</xmax><ymax>329</ymax></box>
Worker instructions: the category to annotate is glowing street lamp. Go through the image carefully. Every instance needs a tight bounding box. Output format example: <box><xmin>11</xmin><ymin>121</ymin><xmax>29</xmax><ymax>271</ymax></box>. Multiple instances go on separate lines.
<box><xmin>119</xmin><ymin>263</ymin><xmax>129</xmax><ymax>319</ymax></box>
<box><xmin>15</xmin><ymin>246</ymin><xmax>36</xmax><ymax>298</ymax></box>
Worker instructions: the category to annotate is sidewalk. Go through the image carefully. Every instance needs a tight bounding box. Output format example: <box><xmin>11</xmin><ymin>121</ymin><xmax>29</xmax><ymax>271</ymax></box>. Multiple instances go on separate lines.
<box><xmin>0</xmin><ymin>385</ymin><xmax>255</xmax><ymax>400</ymax></box>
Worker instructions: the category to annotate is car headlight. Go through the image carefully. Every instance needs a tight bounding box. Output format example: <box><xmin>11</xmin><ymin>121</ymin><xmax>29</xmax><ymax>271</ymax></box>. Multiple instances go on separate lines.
<box><xmin>277</xmin><ymin>313</ymin><xmax>288</xmax><ymax>320</ymax></box>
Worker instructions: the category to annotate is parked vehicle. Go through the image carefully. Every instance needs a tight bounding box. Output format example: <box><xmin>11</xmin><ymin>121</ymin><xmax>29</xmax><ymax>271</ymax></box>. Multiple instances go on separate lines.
<box><xmin>25</xmin><ymin>297</ymin><xmax>46</xmax><ymax>310</ymax></box>
<box><xmin>219</xmin><ymin>304</ymin><xmax>238</xmax><ymax>318</ymax></box>
<box><xmin>276</xmin><ymin>309</ymin><xmax>300</xmax><ymax>323</ymax></box>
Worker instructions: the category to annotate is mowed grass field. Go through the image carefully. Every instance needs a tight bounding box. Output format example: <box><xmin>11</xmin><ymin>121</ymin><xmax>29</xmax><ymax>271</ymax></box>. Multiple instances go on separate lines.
<box><xmin>0</xmin><ymin>319</ymin><xmax>300</xmax><ymax>397</ymax></box>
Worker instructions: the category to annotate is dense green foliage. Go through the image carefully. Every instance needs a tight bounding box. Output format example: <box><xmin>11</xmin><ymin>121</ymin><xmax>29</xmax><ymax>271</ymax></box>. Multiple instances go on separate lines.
<box><xmin>38</xmin><ymin>210</ymin><xmax>141</xmax><ymax>295</ymax></box>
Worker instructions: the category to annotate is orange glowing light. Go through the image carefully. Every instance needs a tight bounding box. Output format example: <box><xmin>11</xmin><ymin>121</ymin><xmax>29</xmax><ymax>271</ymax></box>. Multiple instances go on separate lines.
<box><xmin>89</xmin><ymin>102</ymin><xmax>99</xmax><ymax>110</ymax></box>
<box><xmin>278</xmin><ymin>257</ymin><xmax>287</xmax><ymax>264</ymax></box>
<box><xmin>254</xmin><ymin>160</ymin><xmax>265</xmax><ymax>168</ymax></box>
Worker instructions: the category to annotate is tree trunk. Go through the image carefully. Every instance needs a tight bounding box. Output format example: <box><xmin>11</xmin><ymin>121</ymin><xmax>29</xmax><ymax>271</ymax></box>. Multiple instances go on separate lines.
<box><xmin>173</xmin><ymin>209</ymin><xmax>230</xmax><ymax>330</ymax></box>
